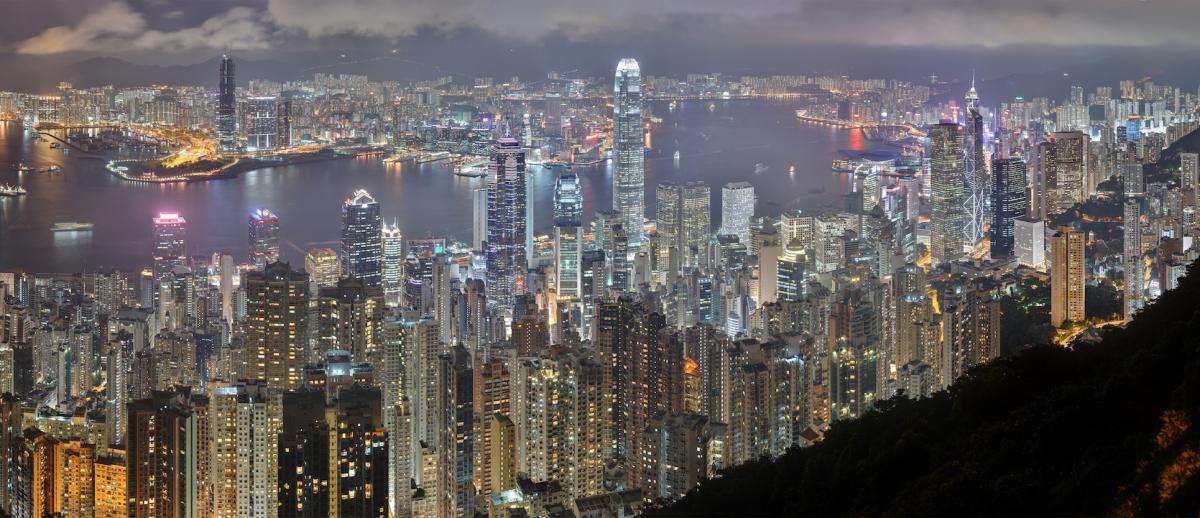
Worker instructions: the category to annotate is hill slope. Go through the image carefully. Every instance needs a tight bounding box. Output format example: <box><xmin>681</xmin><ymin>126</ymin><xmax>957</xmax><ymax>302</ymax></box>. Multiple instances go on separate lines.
<box><xmin>653</xmin><ymin>264</ymin><xmax>1200</xmax><ymax>516</ymax></box>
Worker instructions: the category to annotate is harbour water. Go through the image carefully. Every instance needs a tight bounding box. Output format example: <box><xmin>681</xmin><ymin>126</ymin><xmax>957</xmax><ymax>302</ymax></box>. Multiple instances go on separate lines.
<box><xmin>0</xmin><ymin>99</ymin><xmax>872</xmax><ymax>272</ymax></box>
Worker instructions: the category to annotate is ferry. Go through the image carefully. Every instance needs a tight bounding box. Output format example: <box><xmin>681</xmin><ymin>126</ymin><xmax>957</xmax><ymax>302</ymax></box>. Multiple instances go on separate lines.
<box><xmin>51</xmin><ymin>222</ymin><xmax>94</xmax><ymax>232</ymax></box>
<box><xmin>0</xmin><ymin>185</ymin><xmax>26</xmax><ymax>197</ymax></box>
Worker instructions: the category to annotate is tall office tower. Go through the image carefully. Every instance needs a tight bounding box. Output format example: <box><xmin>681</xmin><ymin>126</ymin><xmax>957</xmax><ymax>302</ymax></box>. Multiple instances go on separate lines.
<box><xmin>1014</xmin><ymin>217</ymin><xmax>1046</xmax><ymax>268</ymax></box>
<box><xmin>656</xmin><ymin>182</ymin><xmax>682</xmax><ymax>266</ymax></box>
<box><xmin>555</xmin><ymin>171</ymin><xmax>583</xmax><ymax>300</ymax></box>
<box><xmin>438</xmin><ymin>346</ymin><xmax>473</xmax><ymax>518</ymax></box>
<box><xmin>219</xmin><ymin>252</ymin><xmax>235</xmax><ymax>325</ymax></box>
<box><xmin>331</xmin><ymin>385</ymin><xmax>389</xmax><ymax>517</ymax></box>
<box><xmin>720</xmin><ymin>181</ymin><xmax>756</xmax><ymax>246</ymax></box>
<box><xmin>929</xmin><ymin>122</ymin><xmax>966</xmax><ymax>265</ymax></box>
<box><xmin>681</xmin><ymin>182</ymin><xmax>712</xmax><ymax>268</ymax></box>
<box><xmin>613</xmin><ymin>58</ymin><xmax>645</xmax><ymax>246</ymax></box>
<box><xmin>244</xmin><ymin>262</ymin><xmax>310</xmax><ymax>391</ymax></box>
<box><xmin>217</xmin><ymin>55</ymin><xmax>237</xmax><ymax>152</ymax></box>
<box><xmin>127</xmin><ymin>389</ymin><xmax>198</xmax><ymax>518</ymax></box>
<box><xmin>609</xmin><ymin>225</ymin><xmax>631</xmax><ymax>292</ymax></box>
<box><xmin>1123</xmin><ymin>200</ymin><xmax>1143</xmax><ymax>321</ymax></box>
<box><xmin>486</xmin><ymin>138</ymin><xmax>527</xmax><ymax>311</ymax></box>
<box><xmin>472</xmin><ymin>187</ymin><xmax>488</xmax><ymax>251</ymax></box>
<box><xmin>248</xmin><ymin>208</ymin><xmax>281</xmax><ymax>268</ymax></box>
<box><xmin>382</xmin><ymin>222</ymin><xmax>403</xmax><ymax>307</ymax></box>
<box><xmin>1041</xmin><ymin>131</ymin><xmax>1089</xmax><ymax>217</ymax></box>
<box><xmin>276</xmin><ymin>98</ymin><xmax>292</xmax><ymax>148</ymax></box>
<box><xmin>304</xmin><ymin>248</ymin><xmax>341</xmax><ymax>289</ymax></box>
<box><xmin>244</xmin><ymin>96</ymin><xmax>279</xmax><ymax>150</ymax></box>
<box><xmin>210</xmin><ymin>380</ymin><xmax>280</xmax><ymax>518</ymax></box>
<box><xmin>963</xmin><ymin>80</ymin><xmax>987</xmax><ymax>245</ymax></box>
<box><xmin>594</xmin><ymin>298</ymin><xmax>636</xmax><ymax>460</ymax></box>
<box><xmin>1050</xmin><ymin>227</ymin><xmax>1086</xmax><ymax>328</ymax></box>
<box><xmin>990</xmin><ymin>157</ymin><xmax>1029</xmax><ymax>258</ymax></box>
<box><xmin>277</xmin><ymin>388</ymin><xmax>329</xmax><ymax>518</ymax></box>
<box><xmin>152</xmin><ymin>212</ymin><xmax>188</xmax><ymax>283</ymax></box>
<box><xmin>342</xmin><ymin>189</ymin><xmax>383</xmax><ymax>287</ymax></box>
<box><xmin>1181</xmin><ymin>152</ymin><xmax>1199</xmax><ymax>194</ymax></box>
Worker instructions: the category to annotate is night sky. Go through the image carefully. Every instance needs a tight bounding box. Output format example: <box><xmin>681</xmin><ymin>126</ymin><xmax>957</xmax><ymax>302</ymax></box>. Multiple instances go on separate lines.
<box><xmin>1</xmin><ymin>0</ymin><xmax>1198</xmax><ymax>91</ymax></box>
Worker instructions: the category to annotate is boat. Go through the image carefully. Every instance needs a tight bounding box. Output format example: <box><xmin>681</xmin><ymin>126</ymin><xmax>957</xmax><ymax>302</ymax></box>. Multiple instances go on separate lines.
<box><xmin>0</xmin><ymin>184</ymin><xmax>26</xmax><ymax>197</ymax></box>
<box><xmin>673</xmin><ymin>150</ymin><xmax>681</xmax><ymax>162</ymax></box>
<box><xmin>49</xmin><ymin>142</ymin><xmax>60</xmax><ymax>149</ymax></box>
<box><xmin>789</xmin><ymin>165</ymin><xmax>796</xmax><ymax>175</ymax></box>
<box><xmin>51</xmin><ymin>222</ymin><xmax>94</xmax><ymax>232</ymax></box>
<box><xmin>754</xmin><ymin>163</ymin><xmax>769</xmax><ymax>174</ymax></box>
<box><xmin>15</xmin><ymin>163</ymin><xmax>32</xmax><ymax>172</ymax></box>
<box><xmin>45</xmin><ymin>165</ymin><xmax>61</xmax><ymax>173</ymax></box>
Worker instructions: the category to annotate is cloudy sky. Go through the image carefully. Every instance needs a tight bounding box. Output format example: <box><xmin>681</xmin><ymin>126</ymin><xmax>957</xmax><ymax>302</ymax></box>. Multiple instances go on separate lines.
<box><xmin>1</xmin><ymin>0</ymin><xmax>1197</xmax><ymax>89</ymax></box>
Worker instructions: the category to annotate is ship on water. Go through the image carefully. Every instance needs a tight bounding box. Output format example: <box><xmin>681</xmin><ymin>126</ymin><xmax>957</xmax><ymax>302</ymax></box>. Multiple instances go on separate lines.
<box><xmin>0</xmin><ymin>184</ymin><xmax>26</xmax><ymax>197</ymax></box>
<box><xmin>51</xmin><ymin>222</ymin><xmax>94</xmax><ymax>232</ymax></box>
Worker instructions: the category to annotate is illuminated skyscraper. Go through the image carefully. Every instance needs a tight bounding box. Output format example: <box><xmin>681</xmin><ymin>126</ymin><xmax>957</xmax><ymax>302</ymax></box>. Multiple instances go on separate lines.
<box><xmin>382</xmin><ymin>222</ymin><xmax>403</xmax><ymax>307</ymax></box>
<box><xmin>1050</xmin><ymin>226</ymin><xmax>1085</xmax><ymax>328</ymax></box>
<box><xmin>304</xmin><ymin>247</ymin><xmax>341</xmax><ymax>290</ymax></box>
<box><xmin>1041</xmin><ymin>131</ymin><xmax>1088</xmax><ymax>217</ymax></box>
<box><xmin>720</xmin><ymin>181</ymin><xmax>756</xmax><ymax>246</ymax></box>
<box><xmin>555</xmin><ymin>170</ymin><xmax>583</xmax><ymax>300</ymax></box>
<box><xmin>210</xmin><ymin>380</ymin><xmax>280</xmax><ymax>518</ymax></box>
<box><xmin>929</xmin><ymin>123</ymin><xmax>966</xmax><ymax>265</ymax></box>
<box><xmin>126</xmin><ymin>389</ymin><xmax>197</xmax><ymax>518</ymax></box>
<box><xmin>657</xmin><ymin>182</ymin><xmax>710</xmax><ymax>269</ymax></box>
<box><xmin>1123</xmin><ymin>200</ymin><xmax>1143</xmax><ymax>321</ymax></box>
<box><xmin>613</xmin><ymin>58</ymin><xmax>645</xmax><ymax>246</ymax></box>
<box><xmin>963</xmin><ymin>79</ymin><xmax>987</xmax><ymax>246</ymax></box>
<box><xmin>244</xmin><ymin>96</ymin><xmax>279</xmax><ymax>151</ymax></box>
<box><xmin>152</xmin><ymin>212</ymin><xmax>187</xmax><ymax>282</ymax></box>
<box><xmin>486</xmin><ymin>138</ymin><xmax>527</xmax><ymax>311</ymax></box>
<box><xmin>217</xmin><ymin>55</ymin><xmax>237</xmax><ymax>152</ymax></box>
<box><xmin>342</xmin><ymin>189</ymin><xmax>383</xmax><ymax>287</ymax></box>
<box><xmin>248</xmin><ymin>208</ymin><xmax>280</xmax><ymax>268</ymax></box>
<box><xmin>244</xmin><ymin>262</ymin><xmax>309</xmax><ymax>391</ymax></box>
<box><xmin>990</xmin><ymin>157</ymin><xmax>1028</xmax><ymax>258</ymax></box>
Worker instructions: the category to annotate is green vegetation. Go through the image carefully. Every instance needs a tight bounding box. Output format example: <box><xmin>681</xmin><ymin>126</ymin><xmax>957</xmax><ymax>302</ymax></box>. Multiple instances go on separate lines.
<box><xmin>652</xmin><ymin>263</ymin><xmax>1200</xmax><ymax>516</ymax></box>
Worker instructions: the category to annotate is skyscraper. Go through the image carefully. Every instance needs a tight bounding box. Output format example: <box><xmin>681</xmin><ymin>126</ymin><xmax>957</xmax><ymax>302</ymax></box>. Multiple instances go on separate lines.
<box><xmin>555</xmin><ymin>170</ymin><xmax>583</xmax><ymax>300</ymax></box>
<box><xmin>304</xmin><ymin>248</ymin><xmax>341</xmax><ymax>290</ymax></box>
<box><xmin>244</xmin><ymin>262</ymin><xmax>310</xmax><ymax>391</ymax></box>
<box><xmin>244</xmin><ymin>96</ymin><xmax>279</xmax><ymax>151</ymax></box>
<box><xmin>217</xmin><ymin>54</ymin><xmax>237</xmax><ymax>152</ymax></box>
<box><xmin>1042</xmin><ymin>131</ymin><xmax>1088</xmax><ymax>217</ymax></box>
<box><xmin>153</xmin><ymin>212</ymin><xmax>187</xmax><ymax>283</ymax></box>
<box><xmin>127</xmin><ymin>389</ymin><xmax>198</xmax><ymax>518</ymax></box>
<box><xmin>990</xmin><ymin>157</ymin><xmax>1028</xmax><ymax>258</ymax></box>
<box><xmin>342</xmin><ymin>189</ymin><xmax>383</xmax><ymax>287</ymax></box>
<box><xmin>248</xmin><ymin>208</ymin><xmax>280</xmax><ymax>268</ymax></box>
<box><xmin>382</xmin><ymin>222</ymin><xmax>403</xmax><ymax>307</ymax></box>
<box><xmin>1050</xmin><ymin>226</ymin><xmax>1085</xmax><ymax>328</ymax></box>
<box><xmin>929</xmin><ymin>123</ymin><xmax>966</xmax><ymax>265</ymax></box>
<box><xmin>486</xmin><ymin>138</ymin><xmax>527</xmax><ymax>311</ymax></box>
<box><xmin>963</xmin><ymin>79</ymin><xmax>987</xmax><ymax>246</ymax></box>
<box><xmin>1123</xmin><ymin>200</ymin><xmax>1143</xmax><ymax>321</ymax></box>
<box><xmin>656</xmin><ymin>182</ymin><xmax>710</xmax><ymax>269</ymax></box>
<box><xmin>720</xmin><ymin>181</ymin><xmax>756</xmax><ymax>246</ymax></box>
<box><xmin>210</xmin><ymin>380</ymin><xmax>280</xmax><ymax>518</ymax></box>
<box><xmin>613</xmin><ymin>58</ymin><xmax>645</xmax><ymax>246</ymax></box>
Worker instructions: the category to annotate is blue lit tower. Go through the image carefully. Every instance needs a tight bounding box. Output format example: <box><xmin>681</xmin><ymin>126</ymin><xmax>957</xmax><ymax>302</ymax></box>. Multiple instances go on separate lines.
<box><xmin>554</xmin><ymin>170</ymin><xmax>583</xmax><ymax>300</ymax></box>
<box><xmin>341</xmin><ymin>189</ymin><xmax>383</xmax><ymax>287</ymax></box>
<box><xmin>989</xmin><ymin>157</ymin><xmax>1028</xmax><ymax>258</ymax></box>
<box><xmin>248</xmin><ymin>208</ymin><xmax>281</xmax><ymax>268</ymax></box>
<box><xmin>613</xmin><ymin>58</ymin><xmax>645</xmax><ymax>246</ymax></box>
<box><xmin>217</xmin><ymin>54</ymin><xmax>237</xmax><ymax>152</ymax></box>
<box><xmin>486</xmin><ymin>138</ymin><xmax>527</xmax><ymax>311</ymax></box>
<box><xmin>963</xmin><ymin>76</ymin><xmax>987</xmax><ymax>246</ymax></box>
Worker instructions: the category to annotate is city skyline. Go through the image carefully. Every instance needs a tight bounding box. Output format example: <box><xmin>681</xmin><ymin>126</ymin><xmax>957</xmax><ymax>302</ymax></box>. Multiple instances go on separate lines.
<box><xmin>2</xmin><ymin>3</ymin><xmax>1200</xmax><ymax>516</ymax></box>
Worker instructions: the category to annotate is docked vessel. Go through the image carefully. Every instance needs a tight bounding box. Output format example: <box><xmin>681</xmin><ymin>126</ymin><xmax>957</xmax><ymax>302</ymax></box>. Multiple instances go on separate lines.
<box><xmin>51</xmin><ymin>222</ymin><xmax>94</xmax><ymax>232</ymax></box>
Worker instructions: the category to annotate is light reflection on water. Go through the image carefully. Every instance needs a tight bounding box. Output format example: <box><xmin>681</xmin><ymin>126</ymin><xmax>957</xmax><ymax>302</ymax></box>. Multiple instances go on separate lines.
<box><xmin>0</xmin><ymin>99</ymin><xmax>872</xmax><ymax>272</ymax></box>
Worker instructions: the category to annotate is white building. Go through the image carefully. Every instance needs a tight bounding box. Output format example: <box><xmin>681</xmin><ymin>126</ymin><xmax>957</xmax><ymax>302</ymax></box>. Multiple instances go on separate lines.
<box><xmin>720</xmin><ymin>181</ymin><xmax>756</xmax><ymax>246</ymax></box>
<box><xmin>1014</xmin><ymin>217</ymin><xmax>1046</xmax><ymax>269</ymax></box>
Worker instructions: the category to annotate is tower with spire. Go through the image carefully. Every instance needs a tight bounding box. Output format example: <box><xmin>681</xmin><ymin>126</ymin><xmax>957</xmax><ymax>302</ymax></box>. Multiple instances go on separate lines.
<box><xmin>962</xmin><ymin>70</ymin><xmax>987</xmax><ymax>248</ymax></box>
